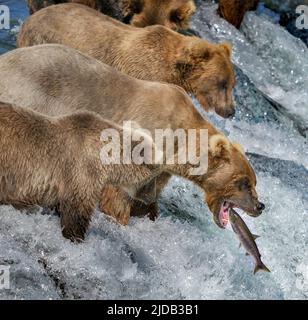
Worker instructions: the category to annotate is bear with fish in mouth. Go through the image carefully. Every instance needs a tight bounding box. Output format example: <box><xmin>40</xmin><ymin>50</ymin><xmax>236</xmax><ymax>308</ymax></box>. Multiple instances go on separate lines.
<box><xmin>0</xmin><ymin>44</ymin><xmax>265</xmax><ymax>230</ymax></box>
<box><xmin>26</xmin><ymin>0</ymin><xmax>196</xmax><ymax>31</ymax></box>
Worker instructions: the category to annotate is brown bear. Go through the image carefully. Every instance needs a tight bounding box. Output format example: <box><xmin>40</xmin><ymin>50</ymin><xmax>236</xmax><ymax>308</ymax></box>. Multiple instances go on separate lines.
<box><xmin>0</xmin><ymin>44</ymin><xmax>264</xmax><ymax>228</ymax></box>
<box><xmin>0</xmin><ymin>101</ymin><xmax>161</xmax><ymax>242</ymax></box>
<box><xmin>26</xmin><ymin>0</ymin><xmax>196</xmax><ymax>31</ymax></box>
<box><xmin>218</xmin><ymin>0</ymin><xmax>259</xmax><ymax>29</ymax></box>
<box><xmin>18</xmin><ymin>3</ymin><xmax>236</xmax><ymax>118</ymax></box>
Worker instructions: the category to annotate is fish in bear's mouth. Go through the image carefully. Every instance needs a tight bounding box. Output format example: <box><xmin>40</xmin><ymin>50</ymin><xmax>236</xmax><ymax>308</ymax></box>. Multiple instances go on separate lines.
<box><xmin>218</xmin><ymin>199</ymin><xmax>263</xmax><ymax>228</ymax></box>
<box><xmin>219</xmin><ymin>201</ymin><xmax>233</xmax><ymax>228</ymax></box>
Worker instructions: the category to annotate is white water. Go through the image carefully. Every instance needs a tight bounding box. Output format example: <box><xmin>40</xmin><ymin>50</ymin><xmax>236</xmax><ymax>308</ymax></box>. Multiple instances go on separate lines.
<box><xmin>0</xmin><ymin>172</ymin><xmax>307</xmax><ymax>299</ymax></box>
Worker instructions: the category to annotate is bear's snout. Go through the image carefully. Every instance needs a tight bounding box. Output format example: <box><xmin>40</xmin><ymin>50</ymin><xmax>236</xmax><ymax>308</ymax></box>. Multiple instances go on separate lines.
<box><xmin>255</xmin><ymin>201</ymin><xmax>265</xmax><ymax>214</ymax></box>
<box><xmin>224</xmin><ymin>107</ymin><xmax>235</xmax><ymax>119</ymax></box>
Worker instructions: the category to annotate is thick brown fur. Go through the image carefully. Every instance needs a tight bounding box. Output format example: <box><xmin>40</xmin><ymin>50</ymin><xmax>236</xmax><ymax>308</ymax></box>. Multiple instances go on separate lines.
<box><xmin>0</xmin><ymin>101</ymin><xmax>163</xmax><ymax>241</ymax></box>
<box><xmin>218</xmin><ymin>0</ymin><xmax>259</xmax><ymax>29</ymax></box>
<box><xmin>0</xmin><ymin>45</ymin><xmax>263</xmax><ymax>229</ymax></box>
<box><xmin>26</xmin><ymin>0</ymin><xmax>196</xmax><ymax>30</ymax></box>
<box><xmin>18</xmin><ymin>3</ymin><xmax>236</xmax><ymax>118</ymax></box>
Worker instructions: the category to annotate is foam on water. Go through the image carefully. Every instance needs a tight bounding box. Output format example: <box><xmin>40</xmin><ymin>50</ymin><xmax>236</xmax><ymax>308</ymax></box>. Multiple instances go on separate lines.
<box><xmin>193</xmin><ymin>99</ymin><xmax>308</xmax><ymax>169</ymax></box>
<box><xmin>0</xmin><ymin>170</ymin><xmax>307</xmax><ymax>300</ymax></box>
<box><xmin>212</xmin><ymin>116</ymin><xmax>308</xmax><ymax>169</ymax></box>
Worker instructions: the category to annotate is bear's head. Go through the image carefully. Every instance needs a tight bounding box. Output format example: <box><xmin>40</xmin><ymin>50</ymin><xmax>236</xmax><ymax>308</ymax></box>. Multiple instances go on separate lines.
<box><xmin>199</xmin><ymin>134</ymin><xmax>264</xmax><ymax>228</ymax></box>
<box><xmin>124</xmin><ymin>0</ymin><xmax>196</xmax><ymax>30</ymax></box>
<box><xmin>176</xmin><ymin>40</ymin><xmax>236</xmax><ymax>118</ymax></box>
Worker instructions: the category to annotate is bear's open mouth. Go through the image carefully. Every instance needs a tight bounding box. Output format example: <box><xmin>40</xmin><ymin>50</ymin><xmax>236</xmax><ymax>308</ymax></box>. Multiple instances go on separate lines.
<box><xmin>218</xmin><ymin>201</ymin><xmax>234</xmax><ymax>228</ymax></box>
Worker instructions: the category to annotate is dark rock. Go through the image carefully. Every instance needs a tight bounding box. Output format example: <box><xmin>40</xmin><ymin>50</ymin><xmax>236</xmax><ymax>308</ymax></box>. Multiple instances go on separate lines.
<box><xmin>248</xmin><ymin>152</ymin><xmax>308</xmax><ymax>200</ymax></box>
<box><xmin>280</xmin><ymin>12</ymin><xmax>308</xmax><ymax>47</ymax></box>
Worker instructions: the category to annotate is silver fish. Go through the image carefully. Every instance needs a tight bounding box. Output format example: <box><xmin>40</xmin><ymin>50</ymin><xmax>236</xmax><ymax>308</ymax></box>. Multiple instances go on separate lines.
<box><xmin>229</xmin><ymin>208</ymin><xmax>270</xmax><ymax>274</ymax></box>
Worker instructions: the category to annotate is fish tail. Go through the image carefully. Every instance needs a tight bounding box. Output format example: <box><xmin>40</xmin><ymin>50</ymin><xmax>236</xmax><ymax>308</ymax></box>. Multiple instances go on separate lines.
<box><xmin>254</xmin><ymin>262</ymin><xmax>270</xmax><ymax>274</ymax></box>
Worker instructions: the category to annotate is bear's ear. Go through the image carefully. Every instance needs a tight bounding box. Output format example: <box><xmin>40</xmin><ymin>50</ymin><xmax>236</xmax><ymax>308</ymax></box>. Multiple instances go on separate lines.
<box><xmin>219</xmin><ymin>42</ymin><xmax>232</xmax><ymax>57</ymax></box>
<box><xmin>175</xmin><ymin>60</ymin><xmax>194</xmax><ymax>78</ymax></box>
<box><xmin>130</xmin><ymin>0</ymin><xmax>144</xmax><ymax>14</ymax></box>
<box><xmin>171</xmin><ymin>1</ymin><xmax>196</xmax><ymax>26</ymax></box>
<box><xmin>190</xmin><ymin>42</ymin><xmax>212</xmax><ymax>61</ymax></box>
<box><xmin>176</xmin><ymin>42</ymin><xmax>211</xmax><ymax>76</ymax></box>
<box><xmin>209</xmin><ymin>134</ymin><xmax>231</xmax><ymax>159</ymax></box>
<box><xmin>233</xmin><ymin>142</ymin><xmax>245</xmax><ymax>155</ymax></box>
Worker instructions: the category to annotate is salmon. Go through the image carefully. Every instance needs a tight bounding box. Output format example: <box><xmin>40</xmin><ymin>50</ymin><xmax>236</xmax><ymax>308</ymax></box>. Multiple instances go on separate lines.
<box><xmin>229</xmin><ymin>208</ymin><xmax>270</xmax><ymax>274</ymax></box>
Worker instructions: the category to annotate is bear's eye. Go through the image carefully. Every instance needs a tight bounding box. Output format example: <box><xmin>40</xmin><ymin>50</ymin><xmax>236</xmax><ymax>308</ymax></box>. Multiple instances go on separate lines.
<box><xmin>170</xmin><ymin>10</ymin><xmax>183</xmax><ymax>23</ymax></box>
<box><xmin>238</xmin><ymin>178</ymin><xmax>250</xmax><ymax>190</ymax></box>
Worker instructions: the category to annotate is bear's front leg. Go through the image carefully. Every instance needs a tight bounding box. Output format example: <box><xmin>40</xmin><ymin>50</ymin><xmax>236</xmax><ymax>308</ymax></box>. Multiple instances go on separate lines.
<box><xmin>131</xmin><ymin>172</ymin><xmax>172</xmax><ymax>219</ymax></box>
<box><xmin>131</xmin><ymin>201</ymin><xmax>158</xmax><ymax>221</ymax></box>
<box><xmin>134</xmin><ymin>178</ymin><xmax>157</xmax><ymax>205</ymax></box>
<box><xmin>59</xmin><ymin>199</ymin><xmax>93</xmax><ymax>243</ymax></box>
<box><xmin>99</xmin><ymin>173</ymin><xmax>172</xmax><ymax>223</ymax></box>
<box><xmin>99</xmin><ymin>186</ymin><xmax>158</xmax><ymax>222</ymax></box>
<box><xmin>99</xmin><ymin>186</ymin><xmax>132</xmax><ymax>225</ymax></box>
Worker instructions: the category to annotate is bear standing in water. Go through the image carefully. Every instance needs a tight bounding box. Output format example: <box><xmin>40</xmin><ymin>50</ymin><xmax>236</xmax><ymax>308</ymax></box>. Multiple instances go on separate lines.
<box><xmin>26</xmin><ymin>0</ymin><xmax>196</xmax><ymax>31</ymax></box>
<box><xmin>0</xmin><ymin>102</ymin><xmax>159</xmax><ymax>242</ymax></box>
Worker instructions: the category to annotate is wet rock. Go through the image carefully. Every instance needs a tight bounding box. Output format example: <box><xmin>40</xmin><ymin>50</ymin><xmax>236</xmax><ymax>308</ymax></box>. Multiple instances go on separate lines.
<box><xmin>247</xmin><ymin>152</ymin><xmax>308</xmax><ymax>201</ymax></box>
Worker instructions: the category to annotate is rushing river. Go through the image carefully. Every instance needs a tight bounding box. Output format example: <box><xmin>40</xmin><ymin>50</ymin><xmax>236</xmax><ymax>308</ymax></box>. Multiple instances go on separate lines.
<box><xmin>0</xmin><ymin>0</ymin><xmax>307</xmax><ymax>299</ymax></box>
